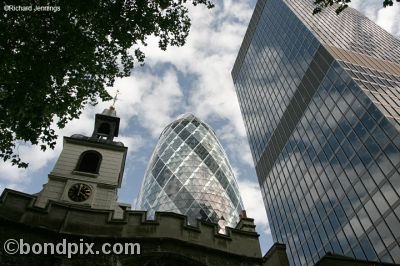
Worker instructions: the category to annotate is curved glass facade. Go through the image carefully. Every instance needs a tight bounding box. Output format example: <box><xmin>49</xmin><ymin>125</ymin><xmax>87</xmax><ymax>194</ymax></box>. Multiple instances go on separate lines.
<box><xmin>136</xmin><ymin>114</ymin><xmax>244</xmax><ymax>228</ymax></box>
<box><xmin>232</xmin><ymin>0</ymin><xmax>400</xmax><ymax>265</ymax></box>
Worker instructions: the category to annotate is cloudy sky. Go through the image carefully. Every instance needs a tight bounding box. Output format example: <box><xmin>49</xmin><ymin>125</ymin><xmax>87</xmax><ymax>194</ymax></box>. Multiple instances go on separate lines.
<box><xmin>1</xmin><ymin>0</ymin><xmax>399</xmax><ymax>254</ymax></box>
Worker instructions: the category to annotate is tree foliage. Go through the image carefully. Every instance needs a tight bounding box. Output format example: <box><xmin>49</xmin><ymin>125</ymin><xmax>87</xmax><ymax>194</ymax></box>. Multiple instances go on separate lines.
<box><xmin>313</xmin><ymin>0</ymin><xmax>399</xmax><ymax>14</ymax></box>
<box><xmin>0</xmin><ymin>0</ymin><xmax>214</xmax><ymax>168</ymax></box>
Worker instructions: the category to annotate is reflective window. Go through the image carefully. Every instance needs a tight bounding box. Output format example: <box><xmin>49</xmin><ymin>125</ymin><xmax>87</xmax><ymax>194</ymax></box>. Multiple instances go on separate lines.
<box><xmin>232</xmin><ymin>0</ymin><xmax>400</xmax><ymax>263</ymax></box>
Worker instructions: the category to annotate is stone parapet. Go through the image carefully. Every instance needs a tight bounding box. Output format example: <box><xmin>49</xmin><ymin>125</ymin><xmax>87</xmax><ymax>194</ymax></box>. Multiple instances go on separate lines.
<box><xmin>0</xmin><ymin>189</ymin><xmax>262</xmax><ymax>265</ymax></box>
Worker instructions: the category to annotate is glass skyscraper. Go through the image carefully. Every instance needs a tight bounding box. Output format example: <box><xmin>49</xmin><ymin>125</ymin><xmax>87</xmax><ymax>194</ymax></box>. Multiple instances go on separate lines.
<box><xmin>136</xmin><ymin>113</ymin><xmax>244</xmax><ymax>229</ymax></box>
<box><xmin>232</xmin><ymin>0</ymin><xmax>400</xmax><ymax>265</ymax></box>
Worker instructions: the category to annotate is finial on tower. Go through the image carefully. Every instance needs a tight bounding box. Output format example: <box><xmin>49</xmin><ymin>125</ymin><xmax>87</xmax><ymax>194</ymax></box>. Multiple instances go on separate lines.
<box><xmin>111</xmin><ymin>89</ymin><xmax>119</xmax><ymax>110</ymax></box>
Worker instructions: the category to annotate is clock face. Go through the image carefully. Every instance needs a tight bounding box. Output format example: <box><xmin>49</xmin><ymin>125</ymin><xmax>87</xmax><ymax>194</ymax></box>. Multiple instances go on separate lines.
<box><xmin>68</xmin><ymin>183</ymin><xmax>92</xmax><ymax>202</ymax></box>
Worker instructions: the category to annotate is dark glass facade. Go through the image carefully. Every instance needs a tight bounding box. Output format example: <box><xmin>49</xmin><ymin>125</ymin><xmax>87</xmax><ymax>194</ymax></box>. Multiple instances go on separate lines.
<box><xmin>232</xmin><ymin>0</ymin><xmax>400</xmax><ymax>265</ymax></box>
<box><xmin>136</xmin><ymin>114</ymin><xmax>244</xmax><ymax>229</ymax></box>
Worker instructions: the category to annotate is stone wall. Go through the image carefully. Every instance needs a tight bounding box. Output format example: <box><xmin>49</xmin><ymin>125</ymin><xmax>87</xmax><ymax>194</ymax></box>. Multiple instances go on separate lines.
<box><xmin>0</xmin><ymin>189</ymin><xmax>264</xmax><ymax>266</ymax></box>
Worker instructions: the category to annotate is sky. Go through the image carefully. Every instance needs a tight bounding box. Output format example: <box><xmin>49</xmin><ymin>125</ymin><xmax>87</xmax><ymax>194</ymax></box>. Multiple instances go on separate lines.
<box><xmin>1</xmin><ymin>0</ymin><xmax>399</xmax><ymax>255</ymax></box>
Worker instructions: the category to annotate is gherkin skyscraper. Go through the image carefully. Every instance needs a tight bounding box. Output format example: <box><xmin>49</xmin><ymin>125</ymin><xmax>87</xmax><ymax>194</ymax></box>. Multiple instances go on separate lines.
<box><xmin>136</xmin><ymin>113</ymin><xmax>244</xmax><ymax>228</ymax></box>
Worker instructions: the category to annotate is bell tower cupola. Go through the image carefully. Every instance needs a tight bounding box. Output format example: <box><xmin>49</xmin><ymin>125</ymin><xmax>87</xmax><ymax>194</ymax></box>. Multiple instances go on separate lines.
<box><xmin>91</xmin><ymin>107</ymin><xmax>120</xmax><ymax>141</ymax></box>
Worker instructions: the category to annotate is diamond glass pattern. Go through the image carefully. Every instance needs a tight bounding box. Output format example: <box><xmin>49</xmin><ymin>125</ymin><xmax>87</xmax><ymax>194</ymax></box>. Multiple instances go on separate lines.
<box><xmin>136</xmin><ymin>114</ymin><xmax>244</xmax><ymax>228</ymax></box>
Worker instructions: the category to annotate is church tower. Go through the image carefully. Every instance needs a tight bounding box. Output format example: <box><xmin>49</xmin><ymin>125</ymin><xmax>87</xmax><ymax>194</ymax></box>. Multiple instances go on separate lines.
<box><xmin>35</xmin><ymin>106</ymin><xmax>129</xmax><ymax>218</ymax></box>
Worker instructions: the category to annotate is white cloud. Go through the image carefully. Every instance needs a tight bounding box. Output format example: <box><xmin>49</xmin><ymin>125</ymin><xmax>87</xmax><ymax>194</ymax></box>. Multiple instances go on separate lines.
<box><xmin>0</xmin><ymin>163</ymin><xmax>28</xmax><ymax>183</ymax></box>
<box><xmin>135</xmin><ymin>69</ymin><xmax>184</xmax><ymax>137</ymax></box>
<box><xmin>106</xmin><ymin>76</ymin><xmax>145</xmax><ymax>128</ymax></box>
<box><xmin>106</xmin><ymin>68</ymin><xmax>185</xmax><ymax>137</ymax></box>
<box><xmin>375</xmin><ymin>5</ymin><xmax>400</xmax><ymax>38</ymax></box>
<box><xmin>217</xmin><ymin>123</ymin><xmax>254</xmax><ymax>166</ymax></box>
<box><xmin>118</xmin><ymin>135</ymin><xmax>145</xmax><ymax>156</ymax></box>
<box><xmin>350</xmin><ymin>0</ymin><xmax>400</xmax><ymax>38</ymax></box>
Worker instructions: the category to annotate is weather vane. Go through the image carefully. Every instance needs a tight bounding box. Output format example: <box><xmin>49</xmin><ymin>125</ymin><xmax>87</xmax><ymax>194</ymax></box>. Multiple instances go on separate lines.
<box><xmin>111</xmin><ymin>89</ymin><xmax>119</xmax><ymax>108</ymax></box>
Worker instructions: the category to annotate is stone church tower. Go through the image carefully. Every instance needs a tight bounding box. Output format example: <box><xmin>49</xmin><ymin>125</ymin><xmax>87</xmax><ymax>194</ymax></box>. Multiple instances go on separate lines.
<box><xmin>34</xmin><ymin>106</ymin><xmax>129</xmax><ymax>218</ymax></box>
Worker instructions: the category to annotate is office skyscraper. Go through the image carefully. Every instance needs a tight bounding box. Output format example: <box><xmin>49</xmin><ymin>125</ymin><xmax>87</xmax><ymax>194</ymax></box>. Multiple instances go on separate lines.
<box><xmin>232</xmin><ymin>0</ymin><xmax>400</xmax><ymax>265</ymax></box>
<box><xmin>136</xmin><ymin>113</ymin><xmax>244</xmax><ymax>228</ymax></box>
